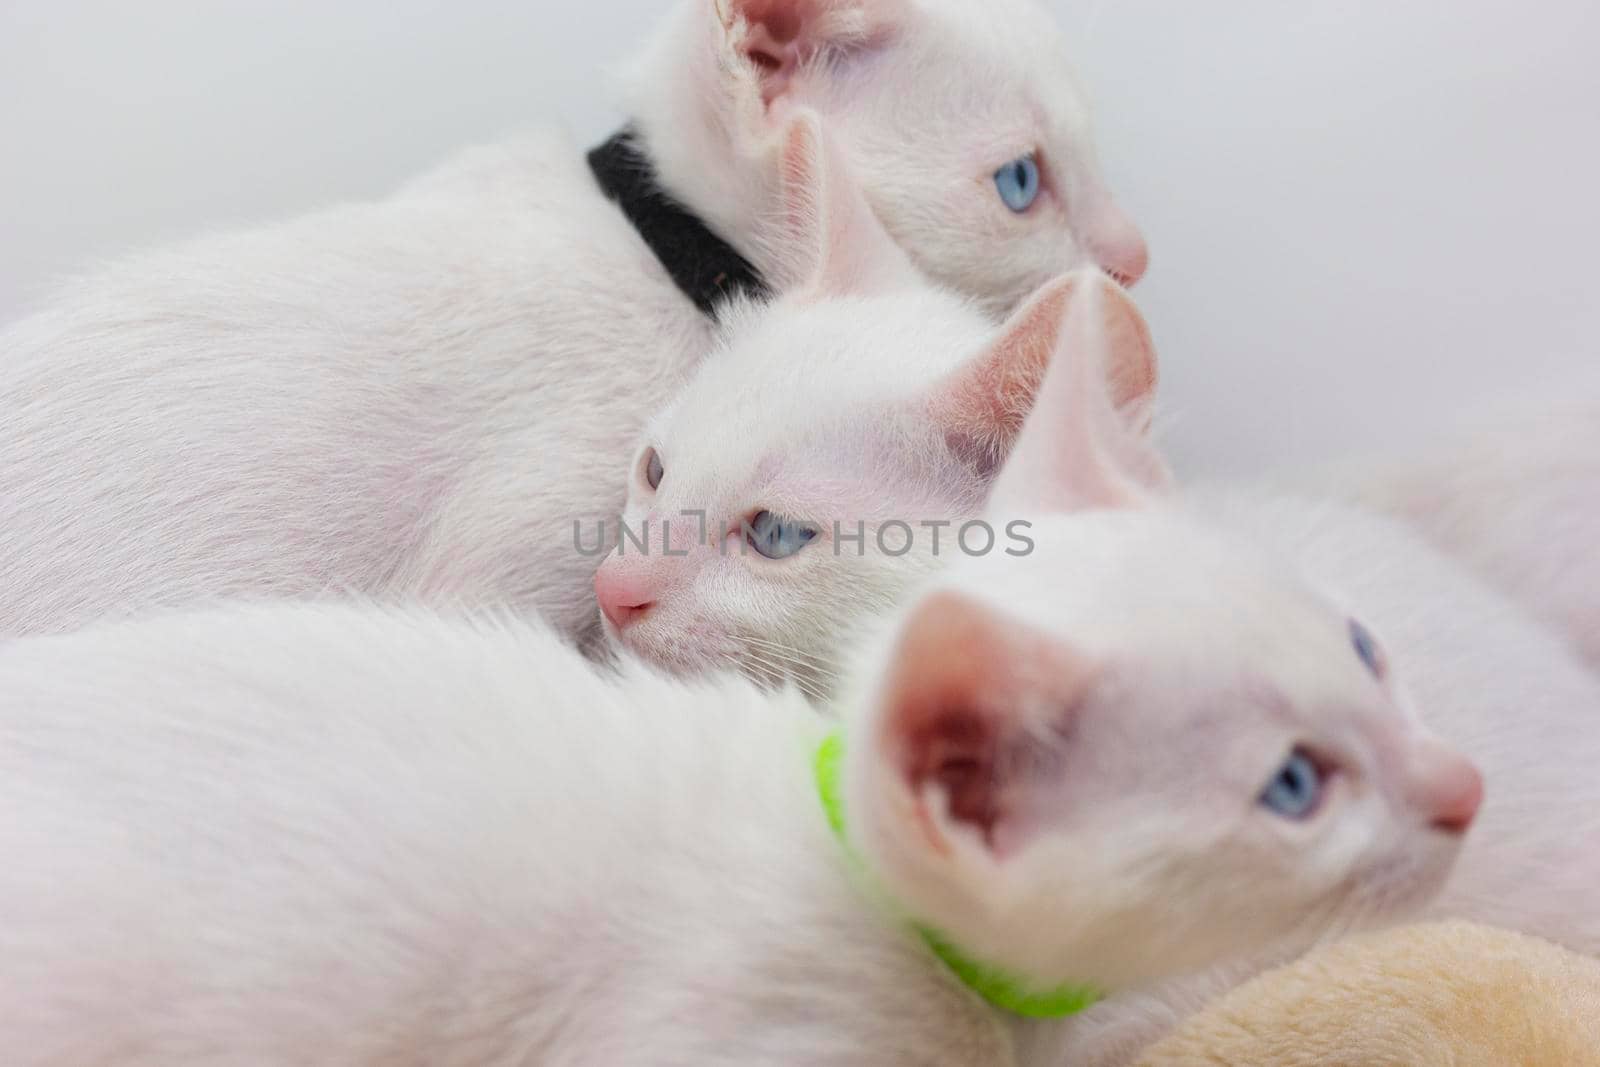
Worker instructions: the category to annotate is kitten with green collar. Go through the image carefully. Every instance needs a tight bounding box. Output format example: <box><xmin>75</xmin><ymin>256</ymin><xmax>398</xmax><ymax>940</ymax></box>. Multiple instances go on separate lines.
<box><xmin>2</xmin><ymin>281</ymin><xmax>1554</xmax><ymax>1067</ymax></box>
<box><xmin>0</xmin><ymin>579</ymin><xmax>1473</xmax><ymax>1065</ymax></box>
<box><xmin>888</xmin><ymin>279</ymin><xmax>1600</xmax><ymax>1066</ymax></box>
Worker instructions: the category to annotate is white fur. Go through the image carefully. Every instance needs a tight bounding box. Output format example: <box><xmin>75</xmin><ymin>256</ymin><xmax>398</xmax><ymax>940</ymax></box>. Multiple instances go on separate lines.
<box><xmin>0</xmin><ymin>603</ymin><xmax>1008</xmax><ymax>1065</ymax></box>
<box><xmin>0</xmin><ymin>134</ymin><xmax>701</xmax><ymax>645</ymax></box>
<box><xmin>4</xmin><ymin>508</ymin><xmax>1558</xmax><ymax>1065</ymax></box>
<box><xmin>625</xmin><ymin>0</ymin><xmax>1148</xmax><ymax>310</ymax></box>
<box><xmin>0</xmin><ymin>0</ymin><xmax>1133</xmax><ymax>647</ymax></box>
<box><xmin>890</xmin><ymin>286</ymin><xmax>1600</xmax><ymax>1066</ymax></box>
<box><xmin>1018</xmin><ymin>492</ymin><xmax>1600</xmax><ymax>1066</ymax></box>
<box><xmin>594</xmin><ymin>219</ymin><xmax>1158</xmax><ymax>689</ymax></box>
<box><xmin>8</xmin><ymin>287</ymin><xmax>1588</xmax><ymax>1064</ymax></box>
<box><xmin>8</xmin><ymin>366</ymin><xmax>1588</xmax><ymax>1065</ymax></box>
<box><xmin>595</xmin><ymin>287</ymin><xmax>995</xmax><ymax>688</ymax></box>
<box><xmin>1349</xmin><ymin>390</ymin><xmax>1600</xmax><ymax>671</ymax></box>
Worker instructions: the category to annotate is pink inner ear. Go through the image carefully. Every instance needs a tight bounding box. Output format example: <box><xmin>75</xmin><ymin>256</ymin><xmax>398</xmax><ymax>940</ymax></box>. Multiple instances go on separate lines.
<box><xmin>884</xmin><ymin>599</ymin><xmax>1007</xmax><ymax>847</ymax></box>
<box><xmin>743</xmin><ymin>28</ymin><xmax>800</xmax><ymax>101</ymax></box>
<box><xmin>981</xmin><ymin>270</ymin><xmax>1171</xmax><ymax>517</ymax></box>
<box><xmin>738</xmin><ymin>0</ymin><xmax>804</xmax><ymax>45</ymax></box>
<box><xmin>727</xmin><ymin>0</ymin><xmax>811</xmax><ymax>103</ymax></box>
<box><xmin>927</xmin><ymin>277</ymin><xmax>1077</xmax><ymax>471</ymax></box>
<box><xmin>725</xmin><ymin>0</ymin><xmax>902</xmax><ymax>105</ymax></box>
<box><xmin>878</xmin><ymin>592</ymin><xmax>1090</xmax><ymax>854</ymax></box>
<box><xmin>912</xmin><ymin>710</ymin><xmax>1003</xmax><ymax>849</ymax></box>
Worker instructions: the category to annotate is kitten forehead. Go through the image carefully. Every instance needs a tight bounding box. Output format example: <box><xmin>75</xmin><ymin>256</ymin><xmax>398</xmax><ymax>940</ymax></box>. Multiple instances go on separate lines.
<box><xmin>820</xmin><ymin>0</ymin><xmax>1093</xmax><ymax>133</ymax></box>
<box><xmin>626</xmin><ymin>0</ymin><xmax>1135</xmax><ymax>325</ymax></box>
<box><xmin>922</xmin><ymin>0</ymin><xmax>1091</xmax><ymax>119</ymax></box>
<box><xmin>646</xmin><ymin>290</ymin><xmax>990</xmax><ymax>492</ymax></box>
<box><xmin>842</xmin><ymin>0</ymin><xmax>1097</xmax><ymax>191</ymax></box>
<box><xmin>941</xmin><ymin>509</ymin><xmax>1371</xmax><ymax>700</ymax></box>
<box><xmin>714</xmin><ymin>289</ymin><xmax>990</xmax><ymax>399</ymax></box>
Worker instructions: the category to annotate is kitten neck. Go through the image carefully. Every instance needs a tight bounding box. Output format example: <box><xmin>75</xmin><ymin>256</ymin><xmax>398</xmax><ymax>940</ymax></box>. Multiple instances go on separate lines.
<box><xmin>587</xmin><ymin>128</ymin><xmax>770</xmax><ymax>318</ymax></box>
<box><xmin>617</xmin><ymin>0</ymin><xmax>791</xmax><ymax>289</ymax></box>
<box><xmin>813</xmin><ymin>731</ymin><xmax>1102</xmax><ymax>1020</ymax></box>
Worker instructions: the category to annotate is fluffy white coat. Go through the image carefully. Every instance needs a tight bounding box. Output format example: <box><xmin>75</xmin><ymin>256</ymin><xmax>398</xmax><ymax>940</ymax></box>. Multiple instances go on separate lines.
<box><xmin>0</xmin><ymin>0</ymin><xmax>1140</xmax><ymax>648</ymax></box>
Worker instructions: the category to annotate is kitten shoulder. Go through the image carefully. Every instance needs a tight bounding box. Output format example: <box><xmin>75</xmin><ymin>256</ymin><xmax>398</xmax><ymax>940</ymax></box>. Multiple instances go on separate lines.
<box><xmin>0</xmin><ymin>601</ymin><xmax>1011</xmax><ymax>1066</ymax></box>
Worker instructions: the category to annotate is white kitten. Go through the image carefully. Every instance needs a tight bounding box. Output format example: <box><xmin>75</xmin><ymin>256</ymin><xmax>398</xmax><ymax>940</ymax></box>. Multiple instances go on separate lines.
<box><xmin>626</xmin><ymin>0</ymin><xmax>1149</xmax><ymax>310</ymax></box>
<box><xmin>920</xmin><ymin>280</ymin><xmax>1600</xmax><ymax>1066</ymax></box>
<box><xmin>0</xmin><ymin>575</ymin><xmax>1469</xmax><ymax>1064</ymax></box>
<box><xmin>0</xmin><ymin>0</ymin><xmax>1139</xmax><ymax>645</ymax></box>
<box><xmin>0</xmin><ymin>288</ymin><xmax>1514</xmax><ymax>1067</ymax></box>
<box><xmin>0</xmin><ymin>604</ymin><xmax>1010</xmax><ymax>1066</ymax></box>
<box><xmin>595</xmin><ymin>252</ymin><xmax>1156</xmax><ymax>690</ymax></box>
<box><xmin>1349</xmin><ymin>389</ymin><xmax>1600</xmax><ymax>671</ymax></box>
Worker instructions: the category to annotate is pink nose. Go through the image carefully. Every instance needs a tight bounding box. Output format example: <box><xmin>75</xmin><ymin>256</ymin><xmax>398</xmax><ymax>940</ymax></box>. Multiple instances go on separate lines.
<box><xmin>1083</xmin><ymin>197</ymin><xmax>1149</xmax><ymax>287</ymax></box>
<box><xmin>1413</xmin><ymin>749</ymin><xmax>1483</xmax><ymax>835</ymax></box>
<box><xmin>594</xmin><ymin>565</ymin><xmax>654</xmax><ymax>631</ymax></box>
<box><xmin>1090</xmin><ymin>228</ymin><xmax>1149</xmax><ymax>288</ymax></box>
<box><xmin>1428</xmin><ymin>761</ymin><xmax>1484</xmax><ymax>834</ymax></box>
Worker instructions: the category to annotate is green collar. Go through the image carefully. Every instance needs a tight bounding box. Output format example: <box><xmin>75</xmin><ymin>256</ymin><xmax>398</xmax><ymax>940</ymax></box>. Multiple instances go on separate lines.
<box><xmin>812</xmin><ymin>731</ymin><xmax>1100</xmax><ymax>1020</ymax></box>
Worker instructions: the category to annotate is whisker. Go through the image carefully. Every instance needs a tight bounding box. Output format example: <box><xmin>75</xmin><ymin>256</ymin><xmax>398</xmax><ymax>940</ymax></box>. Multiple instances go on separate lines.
<box><xmin>734</xmin><ymin>635</ymin><xmax>844</xmax><ymax>682</ymax></box>
<box><xmin>723</xmin><ymin>644</ymin><xmax>830</xmax><ymax>702</ymax></box>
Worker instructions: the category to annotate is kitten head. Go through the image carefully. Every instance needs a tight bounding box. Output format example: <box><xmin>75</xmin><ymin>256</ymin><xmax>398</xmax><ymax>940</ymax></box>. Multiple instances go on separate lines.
<box><xmin>626</xmin><ymin>0</ymin><xmax>1146</xmax><ymax>313</ymax></box>
<box><xmin>840</xmin><ymin>279</ymin><xmax>1482</xmax><ymax>996</ymax></box>
<box><xmin>594</xmin><ymin>116</ymin><xmax>1157</xmax><ymax>694</ymax></box>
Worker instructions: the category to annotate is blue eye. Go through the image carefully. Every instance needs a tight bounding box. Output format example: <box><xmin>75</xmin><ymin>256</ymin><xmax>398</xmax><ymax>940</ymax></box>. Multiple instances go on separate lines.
<box><xmin>746</xmin><ymin>510</ymin><xmax>818</xmax><ymax>560</ymax></box>
<box><xmin>994</xmin><ymin>154</ymin><xmax>1041</xmax><ymax>213</ymax></box>
<box><xmin>1350</xmin><ymin>619</ymin><xmax>1384</xmax><ymax>678</ymax></box>
<box><xmin>1259</xmin><ymin>749</ymin><xmax>1325</xmax><ymax>820</ymax></box>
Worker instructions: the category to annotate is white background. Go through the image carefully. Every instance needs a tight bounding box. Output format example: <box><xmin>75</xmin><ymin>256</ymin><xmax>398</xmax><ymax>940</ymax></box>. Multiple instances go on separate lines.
<box><xmin>3</xmin><ymin>1</ymin><xmax>1597</xmax><ymax>478</ymax></box>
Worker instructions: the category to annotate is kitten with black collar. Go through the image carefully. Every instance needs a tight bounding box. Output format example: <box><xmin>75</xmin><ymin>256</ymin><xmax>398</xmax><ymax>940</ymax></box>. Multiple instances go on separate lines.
<box><xmin>0</xmin><ymin>0</ymin><xmax>1141</xmax><ymax>648</ymax></box>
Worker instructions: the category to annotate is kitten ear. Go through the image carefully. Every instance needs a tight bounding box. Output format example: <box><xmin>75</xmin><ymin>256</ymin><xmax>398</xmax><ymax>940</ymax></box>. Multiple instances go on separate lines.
<box><xmin>719</xmin><ymin>0</ymin><xmax>907</xmax><ymax>107</ymax></box>
<box><xmin>765</xmin><ymin>110</ymin><xmax>921</xmax><ymax>297</ymax></box>
<box><xmin>926</xmin><ymin>269</ymin><xmax>1161</xmax><ymax>481</ymax></box>
<box><xmin>981</xmin><ymin>269</ymin><xmax>1172</xmax><ymax>516</ymax></box>
<box><xmin>861</xmin><ymin>591</ymin><xmax>1095</xmax><ymax>861</ymax></box>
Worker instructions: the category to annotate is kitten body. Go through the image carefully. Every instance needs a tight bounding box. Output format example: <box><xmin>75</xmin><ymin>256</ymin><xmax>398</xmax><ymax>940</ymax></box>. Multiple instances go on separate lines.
<box><xmin>1021</xmin><ymin>490</ymin><xmax>1600</xmax><ymax>1066</ymax></box>
<box><xmin>0</xmin><ymin>0</ymin><xmax>1139</xmax><ymax>646</ymax></box>
<box><xmin>0</xmin><ymin>603</ymin><xmax>1006</xmax><ymax>1066</ymax></box>
<box><xmin>0</xmin><ymin>558</ymin><xmax>1473</xmax><ymax>1067</ymax></box>
<box><xmin>3</xmin><ymin>286</ymin><xmax>1558</xmax><ymax>1064</ymax></box>
<box><xmin>1350</xmin><ymin>390</ymin><xmax>1600</xmax><ymax>671</ymax></box>
<box><xmin>595</xmin><ymin>260</ymin><xmax>1159</xmax><ymax>687</ymax></box>
<box><xmin>0</xmin><ymin>133</ymin><xmax>699</xmax><ymax>643</ymax></box>
<box><xmin>1197</xmin><ymin>491</ymin><xmax>1600</xmax><ymax>949</ymax></box>
<box><xmin>919</xmin><ymin>288</ymin><xmax>1600</xmax><ymax>1067</ymax></box>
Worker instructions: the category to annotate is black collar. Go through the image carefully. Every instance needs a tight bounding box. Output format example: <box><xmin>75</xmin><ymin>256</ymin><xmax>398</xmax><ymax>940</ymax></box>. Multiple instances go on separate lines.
<box><xmin>588</xmin><ymin>128</ymin><xmax>770</xmax><ymax>318</ymax></box>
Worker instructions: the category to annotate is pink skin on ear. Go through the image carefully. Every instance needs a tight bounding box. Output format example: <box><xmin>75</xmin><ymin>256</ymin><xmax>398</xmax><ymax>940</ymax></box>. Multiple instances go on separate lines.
<box><xmin>875</xmin><ymin>591</ymin><xmax>1092</xmax><ymax>858</ymax></box>
<box><xmin>773</xmin><ymin>111</ymin><xmax>921</xmax><ymax>297</ymax></box>
<box><xmin>927</xmin><ymin>269</ymin><xmax>1160</xmax><ymax>478</ymax></box>
<box><xmin>723</xmin><ymin>0</ymin><xmax>904</xmax><ymax>107</ymax></box>
<box><xmin>925</xmin><ymin>276</ymin><xmax>1080</xmax><ymax>467</ymax></box>
<box><xmin>729</xmin><ymin>0</ymin><xmax>805</xmax><ymax>103</ymax></box>
<box><xmin>984</xmin><ymin>269</ymin><xmax>1171</xmax><ymax>519</ymax></box>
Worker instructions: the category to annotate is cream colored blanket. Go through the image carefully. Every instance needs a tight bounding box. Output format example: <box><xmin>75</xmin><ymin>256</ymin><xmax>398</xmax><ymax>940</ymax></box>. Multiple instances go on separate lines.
<box><xmin>1137</xmin><ymin>922</ymin><xmax>1600</xmax><ymax>1067</ymax></box>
